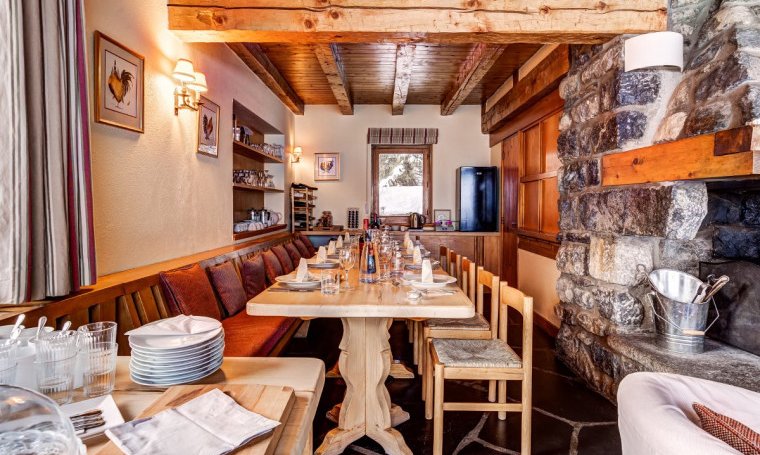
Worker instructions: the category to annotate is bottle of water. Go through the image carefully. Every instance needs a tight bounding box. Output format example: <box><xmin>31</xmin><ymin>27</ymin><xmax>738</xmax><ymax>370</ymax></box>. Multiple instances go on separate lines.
<box><xmin>359</xmin><ymin>234</ymin><xmax>378</xmax><ymax>283</ymax></box>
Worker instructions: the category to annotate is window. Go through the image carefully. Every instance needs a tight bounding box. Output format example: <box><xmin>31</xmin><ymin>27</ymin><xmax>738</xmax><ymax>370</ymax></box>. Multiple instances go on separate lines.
<box><xmin>372</xmin><ymin>146</ymin><xmax>432</xmax><ymax>224</ymax></box>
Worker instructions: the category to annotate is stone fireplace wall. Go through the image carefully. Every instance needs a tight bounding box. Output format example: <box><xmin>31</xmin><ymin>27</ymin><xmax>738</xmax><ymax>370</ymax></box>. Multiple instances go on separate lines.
<box><xmin>555</xmin><ymin>0</ymin><xmax>760</xmax><ymax>399</ymax></box>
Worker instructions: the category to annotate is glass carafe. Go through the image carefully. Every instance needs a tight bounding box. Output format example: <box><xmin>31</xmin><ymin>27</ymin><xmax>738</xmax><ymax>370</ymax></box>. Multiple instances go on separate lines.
<box><xmin>359</xmin><ymin>236</ymin><xmax>378</xmax><ymax>283</ymax></box>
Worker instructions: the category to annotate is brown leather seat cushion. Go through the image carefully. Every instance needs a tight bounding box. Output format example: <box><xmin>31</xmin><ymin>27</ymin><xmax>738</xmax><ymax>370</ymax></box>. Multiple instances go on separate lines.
<box><xmin>159</xmin><ymin>263</ymin><xmax>222</xmax><ymax>320</ymax></box>
<box><xmin>221</xmin><ymin>312</ymin><xmax>298</xmax><ymax>357</ymax></box>
<box><xmin>262</xmin><ymin>250</ymin><xmax>285</xmax><ymax>285</ymax></box>
<box><xmin>207</xmin><ymin>261</ymin><xmax>247</xmax><ymax>316</ymax></box>
<box><xmin>272</xmin><ymin>244</ymin><xmax>294</xmax><ymax>274</ymax></box>
<box><xmin>283</xmin><ymin>242</ymin><xmax>302</xmax><ymax>265</ymax></box>
<box><xmin>241</xmin><ymin>254</ymin><xmax>267</xmax><ymax>299</ymax></box>
<box><xmin>293</xmin><ymin>238</ymin><xmax>311</xmax><ymax>258</ymax></box>
<box><xmin>298</xmin><ymin>234</ymin><xmax>317</xmax><ymax>255</ymax></box>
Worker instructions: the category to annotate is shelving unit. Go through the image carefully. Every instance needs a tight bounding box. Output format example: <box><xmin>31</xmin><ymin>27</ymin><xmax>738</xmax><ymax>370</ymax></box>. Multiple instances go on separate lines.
<box><xmin>232</xmin><ymin>100</ymin><xmax>287</xmax><ymax>239</ymax></box>
<box><xmin>291</xmin><ymin>183</ymin><xmax>318</xmax><ymax>232</ymax></box>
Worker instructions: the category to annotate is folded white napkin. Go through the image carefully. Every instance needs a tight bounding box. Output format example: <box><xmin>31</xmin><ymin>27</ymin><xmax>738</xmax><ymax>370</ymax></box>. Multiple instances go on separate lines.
<box><xmin>336</xmin><ymin>236</ymin><xmax>343</xmax><ymax>248</ymax></box>
<box><xmin>406</xmin><ymin>240</ymin><xmax>414</xmax><ymax>255</ymax></box>
<box><xmin>403</xmin><ymin>231</ymin><xmax>410</xmax><ymax>244</ymax></box>
<box><xmin>317</xmin><ymin>246</ymin><xmax>327</xmax><ymax>263</ymax></box>
<box><xmin>413</xmin><ymin>246</ymin><xmax>422</xmax><ymax>265</ymax></box>
<box><xmin>295</xmin><ymin>258</ymin><xmax>309</xmax><ymax>282</ymax></box>
<box><xmin>125</xmin><ymin>315</ymin><xmax>220</xmax><ymax>337</ymax></box>
<box><xmin>106</xmin><ymin>389</ymin><xmax>280</xmax><ymax>455</ymax></box>
<box><xmin>327</xmin><ymin>241</ymin><xmax>336</xmax><ymax>255</ymax></box>
<box><xmin>344</xmin><ymin>233</ymin><xmax>351</xmax><ymax>244</ymax></box>
<box><xmin>421</xmin><ymin>259</ymin><xmax>434</xmax><ymax>284</ymax></box>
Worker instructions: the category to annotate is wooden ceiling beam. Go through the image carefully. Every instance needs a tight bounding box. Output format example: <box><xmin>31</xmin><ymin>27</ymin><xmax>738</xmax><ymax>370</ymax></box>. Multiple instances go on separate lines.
<box><xmin>167</xmin><ymin>1</ymin><xmax>668</xmax><ymax>44</ymax></box>
<box><xmin>314</xmin><ymin>44</ymin><xmax>353</xmax><ymax>115</ymax></box>
<box><xmin>392</xmin><ymin>44</ymin><xmax>415</xmax><ymax>116</ymax></box>
<box><xmin>227</xmin><ymin>42</ymin><xmax>305</xmax><ymax>115</ymax></box>
<box><xmin>481</xmin><ymin>45</ymin><xmax>570</xmax><ymax>133</ymax></box>
<box><xmin>441</xmin><ymin>44</ymin><xmax>507</xmax><ymax>116</ymax></box>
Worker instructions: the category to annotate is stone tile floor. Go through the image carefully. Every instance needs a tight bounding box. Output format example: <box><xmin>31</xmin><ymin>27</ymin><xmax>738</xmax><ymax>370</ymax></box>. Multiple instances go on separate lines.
<box><xmin>283</xmin><ymin>317</ymin><xmax>622</xmax><ymax>454</ymax></box>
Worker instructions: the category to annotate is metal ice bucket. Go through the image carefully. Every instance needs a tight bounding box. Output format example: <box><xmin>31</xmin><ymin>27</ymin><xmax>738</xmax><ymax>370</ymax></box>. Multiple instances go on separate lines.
<box><xmin>647</xmin><ymin>268</ymin><xmax>719</xmax><ymax>354</ymax></box>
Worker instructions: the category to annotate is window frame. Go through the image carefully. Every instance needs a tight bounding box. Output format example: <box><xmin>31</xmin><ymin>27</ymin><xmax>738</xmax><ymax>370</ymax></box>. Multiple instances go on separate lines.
<box><xmin>371</xmin><ymin>145</ymin><xmax>433</xmax><ymax>226</ymax></box>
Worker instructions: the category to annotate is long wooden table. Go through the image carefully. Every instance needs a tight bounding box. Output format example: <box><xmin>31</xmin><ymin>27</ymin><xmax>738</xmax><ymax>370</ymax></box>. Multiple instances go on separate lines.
<box><xmin>248</xmin><ymin>270</ymin><xmax>474</xmax><ymax>455</ymax></box>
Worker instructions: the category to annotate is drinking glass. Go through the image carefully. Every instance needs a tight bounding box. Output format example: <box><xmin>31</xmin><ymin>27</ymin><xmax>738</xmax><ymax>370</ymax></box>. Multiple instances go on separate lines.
<box><xmin>339</xmin><ymin>247</ymin><xmax>355</xmax><ymax>290</ymax></box>
<box><xmin>81</xmin><ymin>342</ymin><xmax>118</xmax><ymax>397</ymax></box>
<box><xmin>77</xmin><ymin>321</ymin><xmax>117</xmax><ymax>350</ymax></box>
<box><xmin>33</xmin><ymin>331</ymin><xmax>79</xmax><ymax>362</ymax></box>
<box><xmin>378</xmin><ymin>243</ymin><xmax>393</xmax><ymax>281</ymax></box>
<box><xmin>0</xmin><ymin>341</ymin><xmax>18</xmax><ymax>385</ymax></box>
<box><xmin>320</xmin><ymin>270</ymin><xmax>340</xmax><ymax>295</ymax></box>
<box><xmin>35</xmin><ymin>355</ymin><xmax>77</xmax><ymax>405</ymax></box>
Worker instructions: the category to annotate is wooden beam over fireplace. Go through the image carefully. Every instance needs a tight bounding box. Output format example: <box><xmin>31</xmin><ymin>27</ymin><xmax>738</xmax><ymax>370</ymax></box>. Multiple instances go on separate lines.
<box><xmin>167</xmin><ymin>1</ymin><xmax>668</xmax><ymax>44</ymax></box>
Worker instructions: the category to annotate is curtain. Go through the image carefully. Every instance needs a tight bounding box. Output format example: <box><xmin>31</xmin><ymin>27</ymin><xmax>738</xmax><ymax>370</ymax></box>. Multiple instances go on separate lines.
<box><xmin>0</xmin><ymin>0</ymin><xmax>96</xmax><ymax>304</ymax></box>
<box><xmin>367</xmin><ymin>128</ymin><xmax>439</xmax><ymax>145</ymax></box>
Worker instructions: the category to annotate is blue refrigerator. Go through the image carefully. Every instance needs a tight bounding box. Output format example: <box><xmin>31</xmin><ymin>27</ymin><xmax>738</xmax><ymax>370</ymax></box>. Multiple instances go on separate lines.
<box><xmin>456</xmin><ymin>166</ymin><xmax>499</xmax><ymax>232</ymax></box>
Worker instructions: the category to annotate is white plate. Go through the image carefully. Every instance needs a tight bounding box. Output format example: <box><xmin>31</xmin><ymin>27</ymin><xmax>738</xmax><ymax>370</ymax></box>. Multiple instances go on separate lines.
<box><xmin>127</xmin><ymin>315</ymin><xmax>221</xmax><ymax>336</ymax></box>
<box><xmin>130</xmin><ymin>357</ymin><xmax>222</xmax><ymax>386</ymax></box>
<box><xmin>130</xmin><ymin>347</ymin><xmax>223</xmax><ymax>372</ymax></box>
<box><xmin>130</xmin><ymin>351</ymin><xmax>223</xmax><ymax>377</ymax></box>
<box><xmin>405</xmin><ymin>260</ymin><xmax>440</xmax><ymax>271</ymax></box>
<box><xmin>403</xmin><ymin>273</ymin><xmax>457</xmax><ymax>289</ymax></box>
<box><xmin>130</xmin><ymin>357</ymin><xmax>221</xmax><ymax>383</ymax></box>
<box><xmin>274</xmin><ymin>275</ymin><xmax>321</xmax><ymax>289</ymax></box>
<box><xmin>128</xmin><ymin>328</ymin><xmax>223</xmax><ymax>352</ymax></box>
<box><xmin>130</xmin><ymin>336</ymin><xmax>224</xmax><ymax>362</ymax></box>
<box><xmin>307</xmin><ymin>262</ymin><xmax>339</xmax><ymax>269</ymax></box>
<box><xmin>61</xmin><ymin>394</ymin><xmax>125</xmax><ymax>441</ymax></box>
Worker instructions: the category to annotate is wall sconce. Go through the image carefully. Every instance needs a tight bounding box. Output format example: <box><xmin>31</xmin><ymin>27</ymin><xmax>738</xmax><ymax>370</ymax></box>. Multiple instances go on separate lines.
<box><xmin>173</xmin><ymin>59</ymin><xmax>208</xmax><ymax>114</ymax></box>
<box><xmin>624</xmin><ymin>32</ymin><xmax>684</xmax><ymax>72</ymax></box>
<box><xmin>291</xmin><ymin>146</ymin><xmax>302</xmax><ymax>163</ymax></box>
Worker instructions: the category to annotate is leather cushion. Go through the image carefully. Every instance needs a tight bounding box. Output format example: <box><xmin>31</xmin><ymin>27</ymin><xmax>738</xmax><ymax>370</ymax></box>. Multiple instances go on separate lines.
<box><xmin>241</xmin><ymin>254</ymin><xmax>268</xmax><ymax>299</ymax></box>
<box><xmin>272</xmin><ymin>244</ymin><xmax>294</xmax><ymax>273</ymax></box>
<box><xmin>207</xmin><ymin>261</ymin><xmax>247</xmax><ymax>316</ymax></box>
<box><xmin>159</xmin><ymin>263</ymin><xmax>222</xmax><ymax>320</ymax></box>
<box><xmin>221</xmin><ymin>312</ymin><xmax>298</xmax><ymax>357</ymax></box>
<box><xmin>298</xmin><ymin>234</ymin><xmax>317</xmax><ymax>255</ymax></box>
<box><xmin>262</xmin><ymin>249</ymin><xmax>285</xmax><ymax>285</ymax></box>
<box><xmin>694</xmin><ymin>403</ymin><xmax>760</xmax><ymax>454</ymax></box>
<box><xmin>293</xmin><ymin>239</ymin><xmax>311</xmax><ymax>258</ymax></box>
<box><xmin>284</xmin><ymin>242</ymin><xmax>302</xmax><ymax>264</ymax></box>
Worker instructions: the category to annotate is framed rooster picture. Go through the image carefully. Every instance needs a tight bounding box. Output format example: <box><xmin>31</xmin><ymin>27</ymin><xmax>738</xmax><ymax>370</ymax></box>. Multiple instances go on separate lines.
<box><xmin>314</xmin><ymin>153</ymin><xmax>340</xmax><ymax>181</ymax></box>
<box><xmin>94</xmin><ymin>31</ymin><xmax>144</xmax><ymax>133</ymax></box>
<box><xmin>197</xmin><ymin>96</ymin><xmax>219</xmax><ymax>158</ymax></box>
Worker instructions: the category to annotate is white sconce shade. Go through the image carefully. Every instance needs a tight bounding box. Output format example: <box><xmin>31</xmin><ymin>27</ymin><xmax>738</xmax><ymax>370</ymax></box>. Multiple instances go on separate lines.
<box><xmin>186</xmin><ymin>72</ymin><xmax>208</xmax><ymax>93</ymax></box>
<box><xmin>291</xmin><ymin>146</ymin><xmax>302</xmax><ymax>163</ymax></box>
<box><xmin>172</xmin><ymin>58</ymin><xmax>196</xmax><ymax>82</ymax></box>
<box><xmin>624</xmin><ymin>32</ymin><xmax>684</xmax><ymax>72</ymax></box>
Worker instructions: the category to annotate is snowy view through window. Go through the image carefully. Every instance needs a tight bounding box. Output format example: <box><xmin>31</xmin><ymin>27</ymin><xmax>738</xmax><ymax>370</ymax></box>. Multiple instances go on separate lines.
<box><xmin>378</xmin><ymin>153</ymin><xmax>423</xmax><ymax>216</ymax></box>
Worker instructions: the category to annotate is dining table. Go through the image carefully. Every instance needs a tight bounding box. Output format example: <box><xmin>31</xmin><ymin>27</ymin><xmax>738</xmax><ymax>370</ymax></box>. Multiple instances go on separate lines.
<box><xmin>247</xmin><ymin>266</ymin><xmax>475</xmax><ymax>455</ymax></box>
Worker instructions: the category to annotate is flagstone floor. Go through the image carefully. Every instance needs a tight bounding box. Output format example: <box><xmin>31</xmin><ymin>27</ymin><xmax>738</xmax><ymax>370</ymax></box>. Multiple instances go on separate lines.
<box><xmin>283</xmin><ymin>317</ymin><xmax>622</xmax><ymax>455</ymax></box>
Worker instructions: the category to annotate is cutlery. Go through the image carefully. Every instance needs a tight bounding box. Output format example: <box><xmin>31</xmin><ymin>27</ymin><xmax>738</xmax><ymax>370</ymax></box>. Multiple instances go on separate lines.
<box><xmin>70</xmin><ymin>409</ymin><xmax>103</xmax><ymax>420</ymax></box>
<box><xmin>60</xmin><ymin>320</ymin><xmax>72</xmax><ymax>332</ymax></box>
<box><xmin>36</xmin><ymin>316</ymin><xmax>48</xmax><ymax>338</ymax></box>
<box><xmin>7</xmin><ymin>314</ymin><xmax>25</xmax><ymax>344</ymax></box>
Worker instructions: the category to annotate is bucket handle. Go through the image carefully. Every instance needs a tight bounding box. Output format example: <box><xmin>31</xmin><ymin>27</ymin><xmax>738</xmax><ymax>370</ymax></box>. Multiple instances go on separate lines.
<box><xmin>649</xmin><ymin>292</ymin><xmax>720</xmax><ymax>336</ymax></box>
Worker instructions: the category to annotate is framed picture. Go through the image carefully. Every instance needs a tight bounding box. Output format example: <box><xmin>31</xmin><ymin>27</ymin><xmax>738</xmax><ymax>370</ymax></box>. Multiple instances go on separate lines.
<box><xmin>315</xmin><ymin>153</ymin><xmax>340</xmax><ymax>181</ymax></box>
<box><xmin>434</xmin><ymin>209</ymin><xmax>452</xmax><ymax>224</ymax></box>
<box><xmin>197</xmin><ymin>96</ymin><xmax>220</xmax><ymax>158</ymax></box>
<box><xmin>94</xmin><ymin>31</ymin><xmax>144</xmax><ymax>133</ymax></box>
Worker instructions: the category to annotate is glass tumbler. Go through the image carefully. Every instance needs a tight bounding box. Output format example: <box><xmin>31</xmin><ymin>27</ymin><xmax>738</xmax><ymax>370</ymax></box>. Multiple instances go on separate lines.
<box><xmin>320</xmin><ymin>270</ymin><xmax>340</xmax><ymax>295</ymax></box>
<box><xmin>0</xmin><ymin>341</ymin><xmax>18</xmax><ymax>385</ymax></box>
<box><xmin>81</xmin><ymin>342</ymin><xmax>118</xmax><ymax>397</ymax></box>
<box><xmin>35</xmin><ymin>355</ymin><xmax>77</xmax><ymax>405</ymax></box>
<box><xmin>77</xmin><ymin>321</ymin><xmax>117</xmax><ymax>350</ymax></box>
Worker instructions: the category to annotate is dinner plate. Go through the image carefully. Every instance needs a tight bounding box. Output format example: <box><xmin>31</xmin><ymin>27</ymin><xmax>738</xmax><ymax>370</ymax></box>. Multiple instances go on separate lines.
<box><xmin>130</xmin><ymin>357</ymin><xmax>223</xmax><ymax>386</ymax></box>
<box><xmin>327</xmin><ymin>254</ymin><xmax>339</xmax><ymax>260</ymax></box>
<box><xmin>130</xmin><ymin>336</ymin><xmax>224</xmax><ymax>362</ymax></box>
<box><xmin>130</xmin><ymin>351</ymin><xmax>224</xmax><ymax>377</ymax></box>
<box><xmin>307</xmin><ymin>261</ymin><xmax>339</xmax><ymax>269</ymax></box>
<box><xmin>274</xmin><ymin>275</ymin><xmax>321</xmax><ymax>289</ymax></box>
<box><xmin>130</xmin><ymin>345</ymin><xmax>224</xmax><ymax>370</ymax></box>
<box><xmin>402</xmin><ymin>252</ymin><xmax>431</xmax><ymax>260</ymax></box>
<box><xmin>402</xmin><ymin>273</ymin><xmax>457</xmax><ymax>289</ymax></box>
<box><xmin>128</xmin><ymin>327</ymin><xmax>223</xmax><ymax>351</ymax></box>
<box><xmin>129</xmin><ymin>355</ymin><xmax>222</xmax><ymax>381</ymax></box>
<box><xmin>405</xmin><ymin>260</ymin><xmax>440</xmax><ymax>271</ymax></box>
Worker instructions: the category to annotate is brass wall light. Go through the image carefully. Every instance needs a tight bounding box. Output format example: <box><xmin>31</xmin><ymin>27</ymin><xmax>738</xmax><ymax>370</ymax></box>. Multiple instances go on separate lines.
<box><xmin>291</xmin><ymin>146</ymin><xmax>303</xmax><ymax>163</ymax></box>
<box><xmin>173</xmin><ymin>59</ymin><xmax>208</xmax><ymax>114</ymax></box>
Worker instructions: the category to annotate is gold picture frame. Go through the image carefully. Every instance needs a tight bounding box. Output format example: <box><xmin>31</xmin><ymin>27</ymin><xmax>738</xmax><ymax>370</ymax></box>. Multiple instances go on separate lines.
<box><xmin>197</xmin><ymin>96</ymin><xmax>220</xmax><ymax>158</ymax></box>
<box><xmin>314</xmin><ymin>153</ymin><xmax>340</xmax><ymax>181</ymax></box>
<box><xmin>94</xmin><ymin>31</ymin><xmax>144</xmax><ymax>133</ymax></box>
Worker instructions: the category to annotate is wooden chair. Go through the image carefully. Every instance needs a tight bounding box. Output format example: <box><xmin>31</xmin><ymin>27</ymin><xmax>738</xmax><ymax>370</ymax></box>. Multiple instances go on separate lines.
<box><xmin>423</xmin><ymin>266</ymin><xmax>499</xmax><ymax>413</ymax></box>
<box><xmin>461</xmin><ymin>257</ymin><xmax>476</xmax><ymax>302</ymax></box>
<box><xmin>439</xmin><ymin>246</ymin><xmax>450</xmax><ymax>272</ymax></box>
<box><xmin>448</xmin><ymin>250</ymin><xmax>460</xmax><ymax>283</ymax></box>
<box><xmin>430</xmin><ymin>282</ymin><xmax>533</xmax><ymax>454</ymax></box>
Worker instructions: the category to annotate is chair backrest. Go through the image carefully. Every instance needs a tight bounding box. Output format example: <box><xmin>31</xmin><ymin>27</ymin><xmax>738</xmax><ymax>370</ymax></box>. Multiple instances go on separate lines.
<box><xmin>476</xmin><ymin>266</ymin><xmax>500</xmax><ymax>338</ymax></box>
<box><xmin>498</xmin><ymin>282</ymin><xmax>533</xmax><ymax>368</ymax></box>
<box><xmin>461</xmin><ymin>257</ymin><xmax>476</xmax><ymax>303</ymax></box>
<box><xmin>439</xmin><ymin>245</ymin><xmax>450</xmax><ymax>271</ymax></box>
<box><xmin>448</xmin><ymin>250</ymin><xmax>459</xmax><ymax>278</ymax></box>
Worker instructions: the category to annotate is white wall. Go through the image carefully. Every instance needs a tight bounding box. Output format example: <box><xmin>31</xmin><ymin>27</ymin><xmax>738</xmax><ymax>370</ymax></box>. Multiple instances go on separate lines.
<box><xmin>293</xmin><ymin>104</ymin><xmax>489</xmax><ymax>226</ymax></box>
<box><xmin>85</xmin><ymin>0</ymin><xmax>293</xmax><ymax>275</ymax></box>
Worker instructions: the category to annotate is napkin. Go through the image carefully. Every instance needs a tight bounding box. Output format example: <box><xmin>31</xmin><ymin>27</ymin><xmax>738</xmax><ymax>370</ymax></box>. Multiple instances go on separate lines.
<box><xmin>403</xmin><ymin>231</ymin><xmax>410</xmax><ymax>245</ymax></box>
<box><xmin>295</xmin><ymin>258</ymin><xmax>309</xmax><ymax>282</ymax></box>
<box><xmin>327</xmin><ymin>241</ymin><xmax>336</xmax><ymax>255</ymax></box>
<box><xmin>421</xmin><ymin>259</ymin><xmax>434</xmax><ymax>284</ymax></box>
<box><xmin>125</xmin><ymin>315</ymin><xmax>220</xmax><ymax>337</ymax></box>
<box><xmin>336</xmin><ymin>236</ymin><xmax>343</xmax><ymax>248</ymax></box>
<box><xmin>317</xmin><ymin>246</ymin><xmax>327</xmax><ymax>263</ymax></box>
<box><xmin>406</xmin><ymin>239</ymin><xmax>414</xmax><ymax>255</ymax></box>
<box><xmin>344</xmin><ymin>233</ymin><xmax>351</xmax><ymax>244</ymax></box>
<box><xmin>106</xmin><ymin>389</ymin><xmax>280</xmax><ymax>455</ymax></box>
<box><xmin>413</xmin><ymin>246</ymin><xmax>422</xmax><ymax>265</ymax></box>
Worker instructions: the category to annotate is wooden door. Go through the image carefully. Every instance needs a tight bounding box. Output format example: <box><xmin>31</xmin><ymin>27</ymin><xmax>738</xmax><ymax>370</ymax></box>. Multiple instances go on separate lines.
<box><xmin>501</xmin><ymin>133</ymin><xmax>520</xmax><ymax>286</ymax></box>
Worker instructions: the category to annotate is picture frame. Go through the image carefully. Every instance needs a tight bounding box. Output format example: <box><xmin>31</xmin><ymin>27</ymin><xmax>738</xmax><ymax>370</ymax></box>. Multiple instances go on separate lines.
<box><xmin>434</xmin><ymin>209</ymin><xmax>451</xmax><ymax>224</ymax></box>
<box><xmin>315</xmin><ymin>153</ymin><xmax>340</xmax><ymax>181</ymax></box>
<box><xmin>94</xmin><ymin>31</ymin><xmax>144</xmax><ymax>133</ymax></box>
<box><xmin>197</xmin><ymin>96</ymin><xmax>220</xmax><ymax>158</ymax></box>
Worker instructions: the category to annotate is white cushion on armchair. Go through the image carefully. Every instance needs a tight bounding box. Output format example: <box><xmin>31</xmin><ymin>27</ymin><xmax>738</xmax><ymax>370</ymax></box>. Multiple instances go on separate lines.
<box><xmin>618</xmin><ymin>372</ymin><xmax>760</xmax><ymax>455</ymax></box>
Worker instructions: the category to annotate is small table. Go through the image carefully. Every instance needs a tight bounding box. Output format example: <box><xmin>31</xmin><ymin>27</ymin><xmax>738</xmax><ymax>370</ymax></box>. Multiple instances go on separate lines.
<box><xmin>248</xmin><ymin>272</ymin><xmax>474</xmax><ymax>455</ymax></box>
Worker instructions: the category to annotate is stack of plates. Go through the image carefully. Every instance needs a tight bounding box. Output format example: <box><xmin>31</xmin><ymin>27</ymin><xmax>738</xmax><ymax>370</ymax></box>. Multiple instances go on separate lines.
<box><xmin>129</xmin><ymin>319</ymin><xmax>224</xmax><ymax>387</ymax></box>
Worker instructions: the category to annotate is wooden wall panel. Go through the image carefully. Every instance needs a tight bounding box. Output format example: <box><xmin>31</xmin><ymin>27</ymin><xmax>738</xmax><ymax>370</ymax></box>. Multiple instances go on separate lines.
<box><xmin>523</xmin><ymin>125</ymin><xmax>542</xmax><ymax>176</ymax></box>
<box><xmin>541</xmin><ymin>177</ymin><xmax>560</xmax><ymax>235</ymax></box>
<box><xmin>542</xmin><ymin>111</ymin><xmax>562</xmax><ymax>173</ymax></box>
<box><xmin>521</xmin><ymin>181</ymin><xmax>541</xmax><ymax>232</ymax></box>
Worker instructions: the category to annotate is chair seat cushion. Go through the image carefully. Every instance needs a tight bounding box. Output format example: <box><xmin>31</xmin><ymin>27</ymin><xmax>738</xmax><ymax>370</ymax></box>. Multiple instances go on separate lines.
<box><xmin>426</xmin><ymin>314</ymin><xmax>490</xmax><ymax>331</ymax></box>
<box><xmin>221</xmin><ymin>312</ymin><xmax>299</xmax><ymax>357</ymax></box>
<box><xmin>159</xmin><ymin>264</ymin><xmax>222</xmax><ymax>321</ymax></box>
<box><xmin>432</xmin><ymin>338</ymin><xmax>522</xmax><ymax>368</ymax></box>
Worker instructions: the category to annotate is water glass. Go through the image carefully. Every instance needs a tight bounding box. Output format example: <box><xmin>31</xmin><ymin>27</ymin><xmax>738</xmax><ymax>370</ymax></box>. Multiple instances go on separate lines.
<box><xmin>35</xmin><ymin>355</ymin><xmax>77</xmax><ymax>404</ymax></box>
<box><xmin>33</xmin><ymin>331</ymin><xmax>79</xmax><ymax>363</ymax></box>
<box><xmin>77</xmin><ymin>321</ymin><xmax>117</xmax><ymax>350</ymax></box>
<box><xmin>339</xmin><ymin>247</ymin><xmax>356</xmax><ymax>290</ymax></box>
<box><xmin>321</xmin><ymin>270</ymin><xmax>340</xmax><ymax>295</ymax></box>
<box><xmin>0</xmin><ymin>341</ymin><xmax>18</xmax><ymax>385</ymax></box>
<box><xmin>81</xmin><ymin>342</ymin><xmax>118</xmax><ymax>397</ymax></box>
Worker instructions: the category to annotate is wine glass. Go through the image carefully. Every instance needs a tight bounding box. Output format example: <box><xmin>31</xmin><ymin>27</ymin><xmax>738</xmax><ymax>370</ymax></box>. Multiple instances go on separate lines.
<box><xmin>340</xmin><ymin>247</ymin><xmax>356</xmax><ymax>290</ymax></box>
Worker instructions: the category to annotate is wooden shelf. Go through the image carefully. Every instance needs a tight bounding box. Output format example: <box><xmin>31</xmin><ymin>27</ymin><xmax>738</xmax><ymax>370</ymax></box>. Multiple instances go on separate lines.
<box><xmin>602</xmin><ymin>126</ymin><xmax>760</xmax><ymax>186</ymax></box>
<box><xmin>233</xmin><ymin>141</ymin><xmax>285</xmax><ymax>163</ymax></box>
<box><xmin>233</xmin><ymin>224</ymin><xmax>287</xmax><ymax>241</ymax></box>
<box><xmin>233</xmin><ymin>183</ymin><xmax>284</xmax><ymax>193</ymax></box>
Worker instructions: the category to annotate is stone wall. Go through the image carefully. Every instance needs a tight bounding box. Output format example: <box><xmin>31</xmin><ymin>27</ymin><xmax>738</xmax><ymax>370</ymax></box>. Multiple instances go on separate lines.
<box><xmin>555</xmin><ymin>0</ymin><xmax>760</xmax><ymax>400</ymax></box>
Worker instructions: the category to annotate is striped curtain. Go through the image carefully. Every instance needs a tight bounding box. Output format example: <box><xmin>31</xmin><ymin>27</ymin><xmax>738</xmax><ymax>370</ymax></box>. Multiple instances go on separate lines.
<box><xmin>0</xmin><ymin>0</ymin><xmax>96</xmax><ymax>304</ymax></box>
<box><xmin>367</xmin><ymin>128</ymin><xmax>439</xmax><ymax>145</ymax></box>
